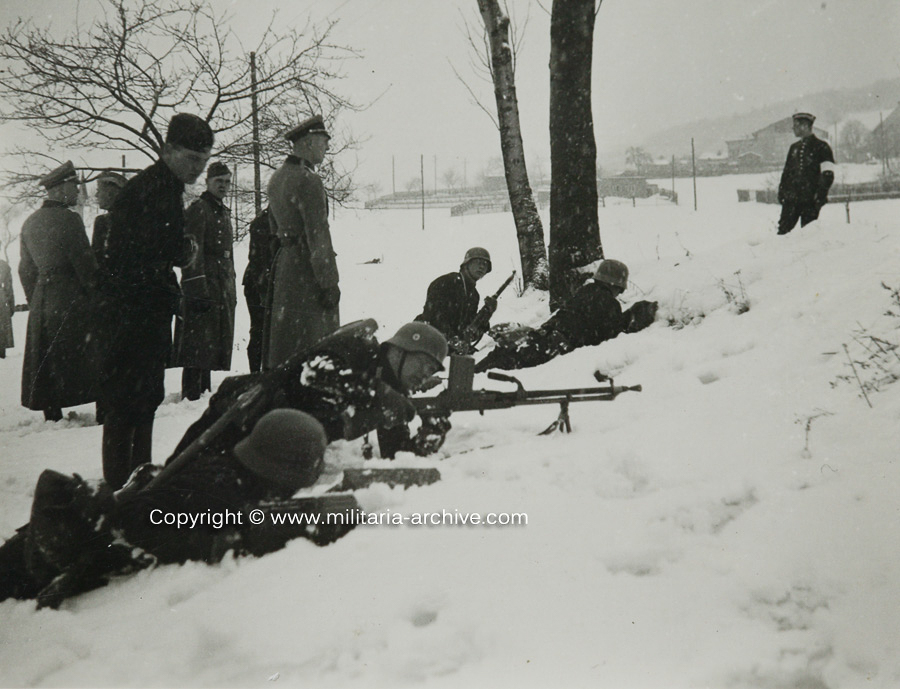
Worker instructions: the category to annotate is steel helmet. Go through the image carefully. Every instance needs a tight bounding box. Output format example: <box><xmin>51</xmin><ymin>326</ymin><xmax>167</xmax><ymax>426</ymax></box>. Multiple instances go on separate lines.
<box><xmin>385</xmin><ymin>322</ymin><xmax>448</xmax><ymax>369</ymax></box>
<box><xmin>594</xmin><ymin>259</ymin><xmax>629</xmax><ymax>290</ymax></box>
<box><xmin>461</xmin><ymin>247</ymin><xmax>492</xmax><ymax>273</ymax></box>
<box><xmin>233</xmin><ymin>409</ymin><xmax>327</xmax><ymax>492</ymax></box>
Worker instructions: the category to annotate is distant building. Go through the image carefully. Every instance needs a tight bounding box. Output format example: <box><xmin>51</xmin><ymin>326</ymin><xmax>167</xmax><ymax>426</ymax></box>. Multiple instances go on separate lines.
<box><xmin>726</xmin><ymin>117</ymin><xmax>830</xmax><ymax>166</ymax></box>
<box><xmin>870</xmin><ymin>102</ymin><xmax>900</xmax><ymax>159</ymax></box>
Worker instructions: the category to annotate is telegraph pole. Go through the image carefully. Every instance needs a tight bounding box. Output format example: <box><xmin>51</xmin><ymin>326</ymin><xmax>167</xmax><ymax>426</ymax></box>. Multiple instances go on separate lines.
<box><xmin>250</xmin><ymin>52</ymin><xmax>262</xmax><ymax>216</ymax></box>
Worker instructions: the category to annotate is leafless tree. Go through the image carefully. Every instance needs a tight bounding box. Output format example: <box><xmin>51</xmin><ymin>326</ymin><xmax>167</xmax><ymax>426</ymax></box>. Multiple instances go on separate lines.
<box><xmin>455</xmin><ymin>0</ymin><xmax>549</xmax><ymax>290</ymax></box>
<box><xmin>0</xmin><ymin>0</ymin><xmax>361</xmax><ymax>219</ymax></box>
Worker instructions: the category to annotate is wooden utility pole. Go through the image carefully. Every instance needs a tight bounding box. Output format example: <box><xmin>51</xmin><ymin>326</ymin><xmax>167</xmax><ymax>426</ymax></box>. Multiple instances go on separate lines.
<box><xmin>420</xmin><ymin>154</ymin><xmax>425</xmax><ymax>230</ymax></box>
<box><xmin>671</xmin><ymin>154</ymin><xmax>675</xmax><ymax>197</ymax></box>
<box><xmin>392</xmin><ymin>155</ymin><xmax>396</xmax><ymax>195</ymax></box>
<box><xmin>250</xmin><ymin>52</ymin><xmax>262</xmax><ymax>216</ymax></box>
<box><xmin>691</xmin><ymin>138</ymin><xmax>698</xmax><ymax>211</ymax></box>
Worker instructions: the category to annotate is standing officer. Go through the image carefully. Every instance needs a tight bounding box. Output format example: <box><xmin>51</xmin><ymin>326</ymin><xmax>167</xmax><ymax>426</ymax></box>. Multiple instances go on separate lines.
<box><xmin>265</xmin><ymin>114</ymin><xmax>339</xmax><ymax>369</ymax></box>
<box><xmin>242</xmin><ymin>207</ymin><xmax>277</xmax><ymax>373</ymax></box>
<box><xmin>19</xmin><ymin>161</ymin><xmax>100</xmax><ymax>421</ymax></box>
<box><xmin>415</xmin><ymin>247</ymin><xmax>497</xmax><ymax>355</ymax></box>
<box><xmin>0</xmin><ymin>257</ymin><xmax>14</xmax><ymax>359</ymax></box>
<box><xmin>97</xmin><ymin>113</ymin><xmax>213</xmax><ymax>489</ymax></box>
<box><xmin>90</xmin><ymin>171</ymin><xmax>127</xmax><ymax>260</ymax></box>
<box><xmin>175</xmin><ymin>161</ymin><xmax>237</xmax><ymax>400</ymax></box>
<box><xmin>777</xmin><ymin>112</ymin><xmax>835</xmax><ymax>235</ymax></box>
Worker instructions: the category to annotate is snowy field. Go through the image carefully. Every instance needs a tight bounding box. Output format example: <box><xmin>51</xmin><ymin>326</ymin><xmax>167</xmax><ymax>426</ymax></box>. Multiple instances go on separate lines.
<box><xmin>1</xmin><ymin>168</ymin><xmax>899</xmax><ymax>688</ymax></box>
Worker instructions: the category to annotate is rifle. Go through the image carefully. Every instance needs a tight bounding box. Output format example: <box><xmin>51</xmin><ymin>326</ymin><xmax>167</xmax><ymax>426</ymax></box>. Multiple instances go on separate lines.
<box><xmin>411</xmin><ymin>355</ymin><xmax>641</xmax><ymax>434</ymax></box>
<box><xmin>458</xmin><ymin>270</ymin><xmax>516</xmax><ymax>352</ymax></box>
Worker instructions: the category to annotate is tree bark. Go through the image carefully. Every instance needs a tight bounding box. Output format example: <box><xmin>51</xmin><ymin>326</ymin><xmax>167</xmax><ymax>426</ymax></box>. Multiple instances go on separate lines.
<box><xmin>549</xmin><ymin>0</ymin><xmax>603</xmax><ymax>309</ymax></box>
<box><xmin>478</xmin><ymin>0</ymin><xmax>549</xmax><ymax>290</ymax></box>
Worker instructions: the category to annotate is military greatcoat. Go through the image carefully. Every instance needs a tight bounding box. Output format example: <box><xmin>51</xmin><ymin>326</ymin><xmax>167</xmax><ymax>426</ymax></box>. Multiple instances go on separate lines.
<box><xmin>174</xmin><ymin>191</ymin><xmax>237</xmax><ymax>371</ymax></box>
<box><xmin>19</xmin><ymin>201</ymin><xmax>100</xmax><ymax>409</ymax></box>
<box><xmin>264</xmin><ymin>155</ymin><xmax>339</xmax><ymax>369</ymax></box>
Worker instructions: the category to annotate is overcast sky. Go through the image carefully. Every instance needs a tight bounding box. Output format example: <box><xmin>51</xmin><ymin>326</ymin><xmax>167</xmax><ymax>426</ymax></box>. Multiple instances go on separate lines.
<box><xmin>2</xmin><ymin>0</ymin><xmax>898</xmax><ymax>190</ymax></box>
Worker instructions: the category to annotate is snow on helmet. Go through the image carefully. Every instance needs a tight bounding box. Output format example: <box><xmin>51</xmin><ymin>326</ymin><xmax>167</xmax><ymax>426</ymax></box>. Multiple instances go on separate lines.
<box><xmin>385</xmin><ymin>322</ymin><xmax>448</xmax><ymax>370</ymax></box>
<box><xmin>594</xmin><ymin>259</ymin><xmax>629</xmax><ymax>290</ymax></box>
<box><xmin>461</xmin><ymin>247</ymin><xmax>492</xmax><ymax>273</ymax></box>
<box><xmin>233</xmin><ymin>409</ymin><xmax>326</xmax><ymax>492</ymax></box>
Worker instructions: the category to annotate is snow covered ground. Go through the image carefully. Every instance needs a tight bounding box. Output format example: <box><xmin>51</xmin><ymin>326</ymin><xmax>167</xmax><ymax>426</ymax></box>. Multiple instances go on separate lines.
<box><xmin>1</xmin><ymin>168</ymin><xmax>899</xmax><ymax>688</ymax></box>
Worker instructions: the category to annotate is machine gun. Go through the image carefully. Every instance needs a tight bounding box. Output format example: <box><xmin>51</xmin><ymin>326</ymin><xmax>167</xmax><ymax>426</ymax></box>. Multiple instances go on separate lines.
<box><xmin>454</xmin><ymin>271</ymin><xmax>516</xmax><ymax>354</ymax></box>
<box><xmin>411</xmin><ymin>355</ymin><xmax>641</xmax><ymax>434</ymax></box>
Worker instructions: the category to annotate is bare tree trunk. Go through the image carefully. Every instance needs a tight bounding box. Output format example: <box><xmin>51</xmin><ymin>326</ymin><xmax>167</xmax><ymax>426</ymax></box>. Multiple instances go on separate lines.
<box><xmin>478</xmin><ymin>0</ymin><xmax>549</xmax><ymax>290</ymax></box>
<box><xmin>549</xmin><ymin>0</ymin><xmax>603</xmax><ymax>308</ymax></box>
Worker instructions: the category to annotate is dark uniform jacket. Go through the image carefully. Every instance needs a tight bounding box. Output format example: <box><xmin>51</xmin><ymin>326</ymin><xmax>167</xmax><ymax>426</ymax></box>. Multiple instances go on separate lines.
<box><xmin>544</xmin><ymin>279</ymin><xmax>625</xmax><ymax>348</ymax></box>
<box><xmin>265</xmin><ymin>156</ymin><xmax>339</xmax><ymax>368</ymax></box>
<box><xmin>242</xmin><ymin>208</ymin><xmax>278</xmax><ymax>299</ymax></box>
<box><xmin>778</xmin><ymin>134</ymin><xmax>835</xmax><ymax>205</ymax></box>
<box><xmin>174</xmin><ymin>191</ymin><xmax>237</xmax><ymax>370</ymax></box>
<box><xmin>19</xmin><ymin>200</ymin><xmax>100</xmax><ymax>410</ymax></box>
<box><xmin>168</xmin><ymin>322</ymin><xmax>448</xmax><ymax>464</ymax></box>
<box><xmin>415</xmin><ymin>271</ymin><xmax>480</xmax><ymax>342</ymax></box>
<box><xmin>91</xmin><ymin>213</ymin><xmax>111</xmax><ymax>262</ymax></box>
<box><xmin>97</xmin><ymin>159</ymin><xmax>188</xmax><ymax>421</ymax></box>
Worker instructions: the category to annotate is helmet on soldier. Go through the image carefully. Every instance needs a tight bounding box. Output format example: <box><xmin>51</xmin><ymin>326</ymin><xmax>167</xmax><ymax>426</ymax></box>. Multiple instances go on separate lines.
<box><xmin>594</xmin><ymin>259</ymin><xmax>629</xmax><ymax>290</ymax></box>
<box><xmin>385</xmin><ymin>322</ymin><xmax>448</xmax><ymax>370</ymax></box>
<box><xmin>233</xmin><ymin>409</ymin><xmax>326</xmax><ymax>492</ymax></box>
<box><xmin>461</xmin><ymin>247</ymin><xmax>492</xmax><ymax>273</ymax></box>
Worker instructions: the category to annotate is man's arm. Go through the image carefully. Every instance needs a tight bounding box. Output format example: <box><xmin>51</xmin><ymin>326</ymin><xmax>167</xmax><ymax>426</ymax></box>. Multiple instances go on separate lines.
<box><xmin>817</xmin><ymin>142</ymin><xmax>836</xmax><ymax>204</ymax></box>
<box><xmin>298</xmin><ymin>175</ymin><xmax>339</xmax><ymax>300</ymax></box>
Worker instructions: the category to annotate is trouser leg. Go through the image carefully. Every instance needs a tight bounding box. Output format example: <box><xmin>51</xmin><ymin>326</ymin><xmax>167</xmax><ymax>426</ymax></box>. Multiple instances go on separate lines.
<box><xmin>43</xmin><ymin>408</ymin><xmax>63</xmax><ymax>422</ymax></box>
<box><xmin>102</xmin><ymin>421</ymin><xmax>136</xmax><ymax>490</ymax></box>
<box><xmin>799</xmin><ymin>201</ymin><xmax>822</xmax><ymax>227</ymax></box>
<box><xmin>131</xmin><ymin>419</ymin><xmax>154</xmax><ymax>469</ymax></box>
<box><xmin>182</xmin><ymin>367</ymin><xmax>209</xmax><ymax>401</ymax></box>
<box><xmin>777</xmin><ymin>202</ymin><xmax>801</xmax><ymax>234</ymax></box>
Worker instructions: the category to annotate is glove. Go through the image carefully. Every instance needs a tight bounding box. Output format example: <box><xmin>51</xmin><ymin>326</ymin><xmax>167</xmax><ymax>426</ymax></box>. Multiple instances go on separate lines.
<box><xmin>483</xmin><ymin>295</ymin><xmax>498</xmax><ymax>315</ymax></box>
<box><xmin>317</xmin><ymin>285</ymin><xmax>341</xmax><ymax>309</ymax></box>
<box><xmin>378</xmin><ymin>384</ymin><xmax>417</xmax><ymax>428</ymax></box>
<box><xmin>411</xmin><ymin>414</ymin><xmax>451</xmax><ymax>456</ymax></box>
<box><xmin>624</xmin><ymin>300</ymin><xmax>658</xmax><ymax>333</ymax></box>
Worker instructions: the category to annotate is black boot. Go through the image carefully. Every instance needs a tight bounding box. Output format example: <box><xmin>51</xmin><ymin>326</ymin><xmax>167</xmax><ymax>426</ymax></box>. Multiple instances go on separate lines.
<box><xmin>43</xmin><ymin>407</ymin><xmax>63</xmax><ymax>422</ymax></box>
<box><xmin>102</xmin><ymin>422</ymin><xmax>135</xmax><ymax>490</ymax></box>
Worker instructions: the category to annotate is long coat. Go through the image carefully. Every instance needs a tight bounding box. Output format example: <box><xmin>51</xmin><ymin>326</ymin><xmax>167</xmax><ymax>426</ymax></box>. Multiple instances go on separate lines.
<box><xmin>174</xmin><ymin>191</ymin><xmax>236</xmax><ymax>370</ymax></box>
<box><xmin>97</xmin><ymin>159</ymin><xmax>187</xmax><ymax>424</ymax></box>
<box><xmin>264</xmin><ymin>155</ymin><xmax>339</xmax><ymax>369</ymax></box>
<box><xmin>0</xmin><ymin>258</ymin><xmax>14</xmax><ymax>350</ymax></box>
<box><xmin>19</xmin><ymin>201</ymin><xmax>100</xmax><ymax>410</ymax></box>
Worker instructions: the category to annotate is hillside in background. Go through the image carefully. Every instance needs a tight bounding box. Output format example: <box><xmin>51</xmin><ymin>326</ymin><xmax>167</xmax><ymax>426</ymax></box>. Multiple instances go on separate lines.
<box><xmin>599</xmin><ymin>77</ymin><xmax>900</xmax><ymax>169</ymax></box>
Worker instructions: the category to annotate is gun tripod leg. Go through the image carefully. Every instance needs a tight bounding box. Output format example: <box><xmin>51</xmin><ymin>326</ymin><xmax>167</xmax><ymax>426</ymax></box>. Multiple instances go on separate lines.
<box><xmin>539</xmin><ymin>400</ymin><xmax>572</xmax><ymax>435</ymax></box>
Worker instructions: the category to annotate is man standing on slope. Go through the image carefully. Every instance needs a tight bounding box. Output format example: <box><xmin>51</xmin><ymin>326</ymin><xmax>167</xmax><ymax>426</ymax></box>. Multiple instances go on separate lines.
<box><xmin>265</xmin><ymin>115</ymin><xmax>339</xmax><ymax>369</ymax></box>
<box><xmin>777</xmin><ymin>111</ymin><xmax>835</xmax><ymax>235</ymax></box>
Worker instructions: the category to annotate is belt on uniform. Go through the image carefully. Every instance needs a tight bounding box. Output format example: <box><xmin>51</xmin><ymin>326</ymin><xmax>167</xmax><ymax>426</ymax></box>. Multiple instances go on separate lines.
<box><xmin>207</xmin><ymin>251</ymin><xmax>232</xmax><ymax>258</ymax></box>
<box><xmin>278</xmin><ymin>235</ymin><xmax>301</xmax><ymax>247</ymax></box>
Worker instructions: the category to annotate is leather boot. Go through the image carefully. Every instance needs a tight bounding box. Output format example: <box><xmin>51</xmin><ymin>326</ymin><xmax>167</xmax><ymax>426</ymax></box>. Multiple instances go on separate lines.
<box><xmin>102</xmin><ymin>422</ymin><xmax>135</xmax><ymax>490</ymax></box>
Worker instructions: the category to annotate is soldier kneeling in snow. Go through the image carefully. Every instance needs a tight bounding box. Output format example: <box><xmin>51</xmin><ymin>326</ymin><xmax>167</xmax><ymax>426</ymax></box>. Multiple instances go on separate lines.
<box><xmin>0</xmin><ymin>410</ymin><xmax>332</xmax><ymax>609</ymax></box>
<box><xmin>474</xmin><ymin>260</ymin><xmax>658</xmax><ymax>373</ymax></box>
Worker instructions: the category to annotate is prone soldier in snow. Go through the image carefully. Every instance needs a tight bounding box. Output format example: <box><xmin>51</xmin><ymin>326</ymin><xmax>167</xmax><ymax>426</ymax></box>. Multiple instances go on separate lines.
<box><xmin>415</xmin><ymin>247</ymin><xmax>499</xmax><ymax>356</ymax></box>
<box><xmin>0</xmin><ymin>409</ymin><xmax>338</xmax><ymax>609</ymax></box>
<box><xmin>169</xmin><ymin>319</ymin><xmax>452</xmax><ymax>464</ymax></box>
<box><xmin>777</xmin><ymin>111</ymin><xmax>835</xmax><ymax>235</ymax></box>
<box><xmin>474</xmin><ymin>260</ymin><xmax>658</xmax><ymax>373</ymax></box>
